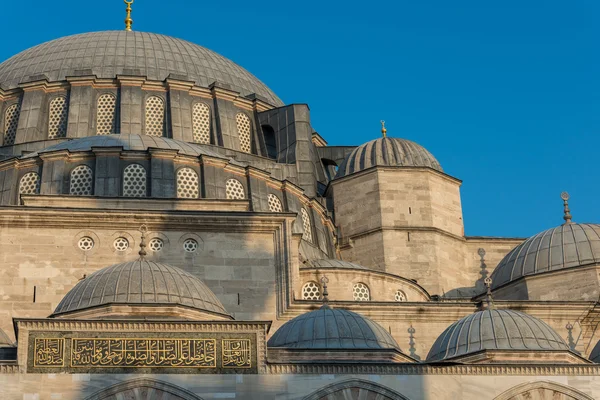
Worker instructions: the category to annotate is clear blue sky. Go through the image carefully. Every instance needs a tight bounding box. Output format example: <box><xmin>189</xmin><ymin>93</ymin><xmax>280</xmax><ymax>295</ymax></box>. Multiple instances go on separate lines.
<box><xmin>1</xmin><ymin>1</ymin><xmax>597</xmax><ymax>237</ymax></box>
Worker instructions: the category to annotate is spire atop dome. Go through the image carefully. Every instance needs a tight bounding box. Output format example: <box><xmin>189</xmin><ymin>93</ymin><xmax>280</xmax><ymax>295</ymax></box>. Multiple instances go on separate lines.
<box><xmin>380</xmin><ymin>120</ymin><xmax>387</xmax><ymax>138</ymax></box>
<box><xmin>561</xmin><ymin>191</ymin><xmax>572</xmax><ymax>224</ymax></box>
<box><xmin>484</xmin><ymin>277</ymin><xmax>494</xmax><ymax>310</ymax></box>
<box><xmin>124</xmin><ymin>0</ymin><xmax>134</xmax><ymax>31</ymax></box>
<box><xmin>320</xmin><ymin>275</ymin><xmax>330</xmax><ymax>308</ymax></box>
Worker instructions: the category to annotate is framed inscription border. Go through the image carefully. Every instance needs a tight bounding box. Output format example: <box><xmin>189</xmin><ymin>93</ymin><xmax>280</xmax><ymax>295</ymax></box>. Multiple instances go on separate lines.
<box><xmin>27</xmin><ymin>331</ymin><xmax>258</xmax><ymax>374</ymax></box>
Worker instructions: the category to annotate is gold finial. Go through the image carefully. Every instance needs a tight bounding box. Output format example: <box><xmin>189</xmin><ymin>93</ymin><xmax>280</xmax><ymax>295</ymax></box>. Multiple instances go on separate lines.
<box><xmin>124</xmin><ymin>0</ymin><xmax>134</xmax><ymax>32</ymax></box>
<box><xmin>380</xmin><ymin>120</ymin><xmax>387</xmax><ymax>138</ymax></box>
<box><xmin>561</xmin><ymin>192</ymin><xmax>572</xmax><ymax>224</ymax></box>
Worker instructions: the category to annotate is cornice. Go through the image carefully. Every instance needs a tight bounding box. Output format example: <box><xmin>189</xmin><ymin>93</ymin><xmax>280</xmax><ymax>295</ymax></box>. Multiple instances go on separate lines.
<box><xmin>339</xmin><ymin>226</ymin><xmax>465</xmax><ymax>248</ymax></box>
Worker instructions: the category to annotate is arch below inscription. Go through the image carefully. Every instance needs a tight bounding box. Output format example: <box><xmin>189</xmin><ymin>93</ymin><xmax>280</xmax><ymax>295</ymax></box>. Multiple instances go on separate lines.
<box><xmin>303</xmin><ymin>379</ymin><xmax>411</xmax><ymax>400</ymax></box>
<box><xmin>494</xmin><ymin>381</ymin><xmax>594</xmax><ymax>400</ymax></box>
<box><xmin>84</xmin><ymin>378</ymin><xmax>203</xmax><ymax>400</ymax></box>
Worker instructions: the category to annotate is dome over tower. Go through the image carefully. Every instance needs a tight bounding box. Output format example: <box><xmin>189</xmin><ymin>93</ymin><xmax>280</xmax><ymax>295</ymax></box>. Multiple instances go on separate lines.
<box><xmin>427</xmin><ymin>309</ymin><xmax>573</xmax><ymax>363</ymax></box>
<box><xmin>52</xmin><ymin>260</ymin><xmax>231</xmax><ymax>320</ymax></box>
<box><xmin>335</xmin><ymin>135</ymin><xmax>443</xmax><ymax>179</ymax></box>
<box><xmin>0</xmin><ymin>31</ymin><xmax>282</xmax><ymax>106</ymax></box>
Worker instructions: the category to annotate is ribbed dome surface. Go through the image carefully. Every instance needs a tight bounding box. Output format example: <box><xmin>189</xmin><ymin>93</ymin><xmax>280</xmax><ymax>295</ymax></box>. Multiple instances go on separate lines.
<box><xmin>427</xmin><ymin>309</ymin><xmax>568</xmax><ymax>362</ymax></box>
<box><xmin>267</xmin><ymin>306</ymin><xmax>400</xmax><ymax>350</ymax></box>
<box><xmin>53</xmin><ymin>260</ymin><xmax>229</xmax><ymax>317</ymax></box>
<box><xmin>335</xmin><ymin>137</ymin><xmax>442</xmax><ymax>179</ymax></box>
<box><xmin>491</xmin><ymin>223</ymin><xmax>600</xmax><ymax>290</ymax></box>
<box><xmin>0</xmin><ymin>31</ymin><xmax>282</xmax><ymax>106</ymax></box>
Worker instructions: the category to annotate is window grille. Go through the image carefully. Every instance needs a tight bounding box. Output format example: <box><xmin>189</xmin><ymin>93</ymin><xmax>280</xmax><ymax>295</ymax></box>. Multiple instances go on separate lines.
<box><xmin>301</xmin><ymin>208</ymin><xmax>313</xmax><ymax>242</ymax></box>
<box><xmin>4</xmin><ymin>103</ymin><xmax>20</xmax><ymax>145</ymax></box>
<box><xmin>96</xmin><ymin>94</ymin><xmax>117</xmax><ymax>135</ymax></box>
<box><xmin>48</xmin><ymin>96</ymin><xmax>68</xmax><ymax>139</ymax></box>
<box><xmin>176</xmin><ymin>167</ymin><xmax>199</xmax><ymax>199</ymax></box>
<box><xmin>395</xmin><ymin>290</ymin><xmax>407</xmax><ymax>302</ymax></box>
<box><xmin>183</xmin><ymin>239</ymin><xmax>198</xmax><ymax>253</ymax></box>
<box><xmin>353</xmin><ymin>283</ymin><xmax>370</xmax><ymax>301</ymax></box>
<box><xmin>149</xmin><ymin>238</ymin><xmax>164</xmax><ymax>252</ymax></box>
<box><xmin>268</xmin><ymin>194</ymin><xmax>283</xmax><ymax>212</ymax></box>
<box><xmin>114</xmin><ymin>237</ymin><xmax>129</xmax><ymax>251</ymax></box>
<box><xmin>225</xmin><ymin>179</ymin><xmax>245</xmax><ymax>200</ymax></box>
<box><xmin>69</xmin><ymin>165</ymin><xmax>93</xmax><ymax>196</ymax></box>
<box><xmin>192</xmin><ymin>103</ymin><xmax>211</xmax><ymax>144</ymax></box>
<box><xmin>236</xmin><ymin>113</ymin><xmax>252</xmax><ymax>153</ymax></box>
<box><xmin>145</xmin><ymin>96</ymin><xmax>165</xmax><ymax>136</ymax></box>
<box><xmin>302</xmin><ymin>282</ymin><xmax>321</xmax><ymax>300</ymax></box>
<box><xmin>78</xmin><ymin>237</ymin><xmax>94</xmax><ymax>251</ymax></box>
<box><xmin>19</xmin><ymin>172</ymin><xmax>40</xmax><ymax>195</ymax></box>
<box><xmin>123</xmin><ymin>164</ymin><xmax>147</xmax><ymax>197</ymax></box>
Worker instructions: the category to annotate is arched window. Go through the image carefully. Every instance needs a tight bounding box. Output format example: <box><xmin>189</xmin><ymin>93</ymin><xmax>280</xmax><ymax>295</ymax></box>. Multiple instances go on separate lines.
<box><xmin>353</xmin><ymin>283</ymin><xmax>370</xmax><ymax>301</ymax></box>
<box><xmin>19</xmin><ymin>172</ymin><xmax>40</xmax><ymax>195</ymax></box>
<box><xmin>145</xmin><ymin>96</ymin><xmax>165</xmax><ymax>137</ymax></box>
<box><xmin>262</xmin><ymin>124</ymin><xmax>277</xmax><ymax>159</ymax></box>
<box><xmin>69</xmin><ymin>165</ymin><xmax>94</xmax><ymax>196</ymax></box>
<box><xmin>395</xmin><ymin>290</ymin><xmax>407</xmax><ymax>302</ymax></box>
<box><xmin>300</xmin><ymin>208</ymin><xmax>313</xmax><ymax>242</ymax></box>
<box><xmin>225</xmin><ymin>178</ymin><xmax>245</xmax><ymax>200</ymax></box>
<box><xmin>96</xmin><ymin>94</ymin><xmax>117</xmax><ymax>135</ymax></box>
<box><xmin>192</xmin><ymin>103</ymin><xmax>211</xmax><ymax>144</ymax></box>
<box><xmin>48</xmin><ymin>96</ymin><xmax>68</xmax><ymax>139</ymax></box>
<box><xmin>4</xmin><ymin>103</ymin><xmax>20</xmax><ymax>146</ymax></box>
<box><xmin>268</xmin><ymin>194</ymin><xmax>283</xmax><ymax>212</ymax></box>
<box><xmin>302</xmin><ymin>282</ymin><xmax>321</xmax><ymax>300</ymax></box>
<box><xmin>122</xmin><ymin>164</ymin><xmax>147</xmax><ymax>197</ymax></box>
<box><xmin>235</xmin><ymin>113</ymin><xmax>252</xmax><ymax>153</ymax></box>
<box><xmin>176</xmin><ymin>167</ymin><xmax>199</xmax><ymax>199</ymax></box>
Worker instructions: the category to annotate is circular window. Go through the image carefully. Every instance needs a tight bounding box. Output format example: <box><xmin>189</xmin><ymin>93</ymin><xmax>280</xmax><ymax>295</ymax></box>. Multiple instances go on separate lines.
<box><xmin>149</xmin><ymin>238</ymin><xmax>164</xmax><ymax>252</ymax></box>
<box><xmin>78</xmin><ymin>237</ymin><xmax>94</xmax><ymax>251</ymax></box>
<box><xmin>395</xmin><ymin>290</ymin><xmax>407</xmax><ymax>302</ymax></box>
<box><xmin>114</xmin><ymin>237</ymin><xmax>129</xmax><ymax>252</ymax></box>
<box><xmin>183</xmin><ymin>239</ymin><xmax>198</xmax><ymax>253</ymax></box>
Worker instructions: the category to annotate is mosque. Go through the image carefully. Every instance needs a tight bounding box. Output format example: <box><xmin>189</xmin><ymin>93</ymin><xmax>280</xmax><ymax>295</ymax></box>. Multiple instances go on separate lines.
<box><xmin>0</xmin><ymin>2</ymin><xmax>599</xmax><ymax>400</ymax></box>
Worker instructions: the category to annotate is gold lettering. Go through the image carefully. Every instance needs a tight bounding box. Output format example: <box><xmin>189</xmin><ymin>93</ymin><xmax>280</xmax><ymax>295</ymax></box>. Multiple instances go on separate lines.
<box><xmin>222</xmin><ymin>339</ymin><xmax>251</xmax><ymax>368</ymax></box>
<box><xmin>34</xmin><ymin>338</ymin><xmax>64</xmax><ymax>367</ymax></box>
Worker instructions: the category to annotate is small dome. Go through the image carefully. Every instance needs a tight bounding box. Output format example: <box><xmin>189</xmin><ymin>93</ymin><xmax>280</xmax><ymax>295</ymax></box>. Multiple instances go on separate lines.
<box><xmin>302</xmin><ymin>259</ymin><xmax>367</xmax><ymax>270</ymax></box>
<box><xmin>0</xmin><ymin>31</ymin><xmax>282</xmax><ymax>106</ymax></box>
<box><xmin>53</xmin><ymin>260</ymin><xmax>230</xmax><ymax>318</ymax></box>
<box><xmin>491</xmin><ymin>223</ymin><xmax>600</xmax><ymax>290</ymax></box>
<box><xmin>427</xmin><ymin>309</ymin><xmax>568</xmax><ymax>362</ymax></box>
<box><xmin>268</xmin><ymin>306</ymin><xmax>400</xmax><ymax>350</ymax></box>
<box><xmin>335</xmin><ymin>137</ymin><xmax>442</xmax><ymax>179</ymax></box>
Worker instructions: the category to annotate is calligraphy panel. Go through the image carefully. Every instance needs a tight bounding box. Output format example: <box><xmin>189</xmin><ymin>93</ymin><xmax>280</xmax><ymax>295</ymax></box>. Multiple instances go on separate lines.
<box><xmin>71</xmin><ymin>338</ymin><xmax>216</xmax><ymax>368</ymax></box>
<box><xmin>222</xmin><ymin>339</ymin><xmax>252</xmax><ymax>368</ymax></box>
<box><xmin>34</xmin><ymin>338</ymin><xmax>64</xmax><ymax>367</ymax></box>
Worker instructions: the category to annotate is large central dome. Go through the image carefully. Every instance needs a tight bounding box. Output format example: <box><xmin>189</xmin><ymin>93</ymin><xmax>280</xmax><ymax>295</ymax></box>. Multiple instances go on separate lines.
<box><xmin>0</xmin><ymin>31</ymin><xmax>282</xmax><ymax>106</ymax></box>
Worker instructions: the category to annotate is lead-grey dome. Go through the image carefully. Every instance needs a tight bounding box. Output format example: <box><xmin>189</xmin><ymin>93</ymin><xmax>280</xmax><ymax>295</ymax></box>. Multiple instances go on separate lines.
<box><xmin>0</xmin><ymin>31</ymin><xmax>282</xmax><ymax>106</ymax></box>
<box><xmin>491</xmin><ymin>223</ymin><xmax>600</xmax><ymax>290</ymax></box>
<box><xmin>335</xmin><ymin>137</ymin><xmax>442</xmax><ymax>179</ymax></box>
<box><xmin>589</xmin><ymin>341</ymin><xmax>600</xmax><ymax>363</ymax></box>
<box><xmin>267</xmin><ymin>306</ymin><xmax>400</xmax><ymax>350</ymax></box>
<box><xmin>426</xmin><ymin>309</ymin><xmax>568</xmax><ymax>362</ymax></box>
<box><xmin>22</xmin><ymin>134</ymin><xmax>229</xmax><ymax>160</ymax></box>
<box><xmin>53</xmin><ymin>260</ymin><xmax>230</xmax><ymax>318</ymax></box>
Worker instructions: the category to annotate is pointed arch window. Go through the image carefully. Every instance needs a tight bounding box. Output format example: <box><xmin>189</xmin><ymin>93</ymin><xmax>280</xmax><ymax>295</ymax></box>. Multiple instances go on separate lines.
<box><xmin>301</xmin><ymin>208</ymin><xmax>313</xmax><ymax>242</ymax></box>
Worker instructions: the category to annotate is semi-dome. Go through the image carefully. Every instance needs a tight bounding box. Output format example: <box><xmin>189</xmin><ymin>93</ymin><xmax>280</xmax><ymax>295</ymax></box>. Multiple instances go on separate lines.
<box><xmin>426</xmin><ymin>309</ymin><xmax>568</xmax><ymax>362</ymax></box>
<box><xmin>302</xmin><ymin>259</ymin><xmax>367</xmax><ymax>270</ymax></box>
<box><xmin>267</xmin><ymin>306</ymin><xmax>400</xmax><ymax>350</ymax></box>
<box><xmin>22</xmin><ymin>134</ymin><xmax>229</xmax><ymax>160</ymax></box>
<box><xmin>335</xmin><ymin>136</ymin><xmax>443</xmax><ymax>179</ymax></box>
<box><xmin>0</xmin><ymin>31</ymin><xmax>282</xmax><ymax>106</ymax></box>
<box><xmin>491</xmin><ymin>223</ymin><xmax>600</xmax><ymax>290</ymax></box>
<box><xmin>53</xmin><ymin>260</ymin><xmax>231</xmax><ymax>319</ymax></box>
